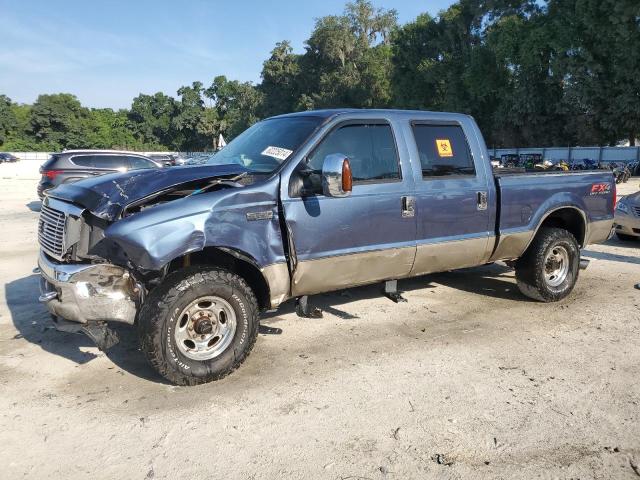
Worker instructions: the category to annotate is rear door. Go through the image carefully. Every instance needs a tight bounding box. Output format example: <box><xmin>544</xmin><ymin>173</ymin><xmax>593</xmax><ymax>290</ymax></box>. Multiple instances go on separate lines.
<box><xmin>407</xmin><ymin>120</ymin><xmax>493</xmax><ymax>275</ymax></box>
<box><xmin>281</xmin><ymin>119</ymin><xmax>417</xmax><ymax>296</ymax></box>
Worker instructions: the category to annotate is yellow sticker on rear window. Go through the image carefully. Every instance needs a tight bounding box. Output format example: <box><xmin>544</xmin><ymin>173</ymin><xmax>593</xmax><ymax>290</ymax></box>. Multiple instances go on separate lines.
<box><xmin>436</xmin><ymin>139</ymin><xmax>453</xmax><ymax>157</ymax></box>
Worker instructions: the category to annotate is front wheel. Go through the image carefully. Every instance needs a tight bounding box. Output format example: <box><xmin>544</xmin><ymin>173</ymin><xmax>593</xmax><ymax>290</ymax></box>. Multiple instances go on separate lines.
<box><xmin>138</xmin><ymin>267</ymin><xmax>259</xmax><ymax>386</ymax></box>
<box><xmin>515</xmin><ymin>227</ymin><xmax>580</xmax><ymax>302</ymax></box>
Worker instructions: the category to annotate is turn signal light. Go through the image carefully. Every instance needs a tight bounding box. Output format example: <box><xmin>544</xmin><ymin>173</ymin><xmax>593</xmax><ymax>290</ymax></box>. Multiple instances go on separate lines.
<box><xmin>342</xmin><ymin>159</ymin><xmax>352</xmax><ymax>193</ymax></box>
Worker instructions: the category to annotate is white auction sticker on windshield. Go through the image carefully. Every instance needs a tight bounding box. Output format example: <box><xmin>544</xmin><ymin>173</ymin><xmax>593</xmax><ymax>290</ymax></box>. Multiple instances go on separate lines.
<box><xmin>261</xmin><ymin>146</ymin><xmax>293</xmax><ymax>161</ymax></box>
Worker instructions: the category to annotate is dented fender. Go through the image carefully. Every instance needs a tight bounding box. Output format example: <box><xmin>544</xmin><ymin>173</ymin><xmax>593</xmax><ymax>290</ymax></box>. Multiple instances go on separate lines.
<box><xmin>104</xmin><ymin>175</ymin><xmax>287</xmax><ymax>273</ymax></box>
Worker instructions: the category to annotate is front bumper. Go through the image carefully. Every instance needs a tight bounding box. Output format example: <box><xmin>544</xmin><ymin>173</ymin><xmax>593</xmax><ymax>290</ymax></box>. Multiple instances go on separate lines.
<box><xmin>614</xmin><ymin>209</ymin><xmax>640</xmax><ymax>237</ymax></box>
<box><xmin>38</xmin><ymin>250</ymin><xmax>140</xmax><ymax>325</ymax></box>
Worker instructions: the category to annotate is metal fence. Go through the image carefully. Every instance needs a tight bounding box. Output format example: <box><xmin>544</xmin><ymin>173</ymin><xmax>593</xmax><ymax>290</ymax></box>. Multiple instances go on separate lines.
<box><xmin>490</xmin><ymin>146</ymin><xmax>640</xmax><ymax>164</ymax></box>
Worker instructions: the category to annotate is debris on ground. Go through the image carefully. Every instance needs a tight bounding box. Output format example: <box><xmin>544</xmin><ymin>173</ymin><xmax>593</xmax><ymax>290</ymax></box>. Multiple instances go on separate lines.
<box><xmin>432</xmin><ymin>453</ymin><xmax>454</xmax><ymax>466</ymax></box>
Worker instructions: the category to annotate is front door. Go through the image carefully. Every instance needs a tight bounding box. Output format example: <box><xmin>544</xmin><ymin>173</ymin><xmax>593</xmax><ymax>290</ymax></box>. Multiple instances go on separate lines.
<box><xmin>281</xmin><ymin>120</ymin><xmax>416</xmax><ymax>296</ymax></box>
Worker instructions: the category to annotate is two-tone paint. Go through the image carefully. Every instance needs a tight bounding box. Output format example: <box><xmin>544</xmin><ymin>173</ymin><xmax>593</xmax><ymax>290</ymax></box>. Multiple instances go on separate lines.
<box><xmin>42</xmin><ymin>109</ymin><xmax>615</xmax><ymax>319</ymax></box>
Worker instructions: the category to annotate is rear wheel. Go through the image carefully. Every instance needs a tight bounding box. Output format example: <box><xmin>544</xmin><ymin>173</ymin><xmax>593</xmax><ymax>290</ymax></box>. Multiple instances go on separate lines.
<box><xmin>515</xmin><ymin>227</ymin><xmax>580</xmax><ymax>302</ymax></box>
<box><xmin>138</xmin><ymin>267</ymin><xmax>259</xmax><ymax>386</ymax></box>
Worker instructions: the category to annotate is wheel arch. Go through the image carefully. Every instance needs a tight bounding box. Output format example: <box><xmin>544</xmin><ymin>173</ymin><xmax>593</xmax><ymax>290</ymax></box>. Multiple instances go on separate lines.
<box><xmin>529</xmin><ymin>206</ymin><xmax>587</xmax><ymax>250</ymax></box>
<box><xmin>167</xmin><ymin>247</ymin><xmax>282</xmax><ymax>311</ymax></box>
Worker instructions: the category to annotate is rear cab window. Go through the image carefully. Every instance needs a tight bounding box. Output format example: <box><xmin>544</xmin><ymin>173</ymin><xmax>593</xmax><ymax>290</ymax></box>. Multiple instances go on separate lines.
<box><xmin>411</xmin><ymin>123</ymin><xmax>476</xmax><ymax>178</ymax></box>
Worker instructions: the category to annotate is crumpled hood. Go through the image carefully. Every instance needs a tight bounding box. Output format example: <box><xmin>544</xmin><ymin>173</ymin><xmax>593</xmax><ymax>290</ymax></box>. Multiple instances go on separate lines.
<box><xmin>48</xmin><ymin>164</ymin><xmax>249</xmax><ymax>220</ymax></box>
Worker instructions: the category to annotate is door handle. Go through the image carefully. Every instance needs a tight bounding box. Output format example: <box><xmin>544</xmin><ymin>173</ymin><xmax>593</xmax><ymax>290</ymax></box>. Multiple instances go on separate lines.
<box><xmin>401</xmin><ymin>196</ymin><xmax>415</xmax><ymax>218</ymax></box>
<box><xmin>477</xmin><ymin>191</ymin><xmax>488</xmax><ymax>211</ymax></box>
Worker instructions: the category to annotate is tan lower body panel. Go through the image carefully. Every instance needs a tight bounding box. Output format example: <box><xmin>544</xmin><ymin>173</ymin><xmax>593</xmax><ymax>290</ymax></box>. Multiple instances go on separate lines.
<box><xmin>585</xmin><ymin>219</ymin><xmax>614</xmax><ymax>245</ymax></box>
<box><xmin>489</xmin><ymin>230</ymin><xmax>531</xmax><ymax>262</ymax></box>
<box><xmin>291</xmin><ymin>246</ymin><xmax>416</xmax><ymax>297</ymax></box>
<box><xmin>410</xmin><ymin>236</ymin><xmax>491</xmax><ymax>276</ymax></box>
<box><xmin>261</xmin><ymin>263</ymin><xmax>291</xmax><ymax>309</ymax></box>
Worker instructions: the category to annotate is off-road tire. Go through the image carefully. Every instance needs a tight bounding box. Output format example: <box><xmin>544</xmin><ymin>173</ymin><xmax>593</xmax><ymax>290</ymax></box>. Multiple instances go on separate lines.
<box><xmin>138</xmin><ymin>267</ymin><xmax>259</xmax><ymax>386</ymax></box>
<box><xmin>616</xmin><ymin>232</ymin><xmax>637</xmax><ymax>242</ymax></box>
<box><xmin>515</xmin><ymin>227</ymin><xmax>580</xmax><ymax>302</ymax></box>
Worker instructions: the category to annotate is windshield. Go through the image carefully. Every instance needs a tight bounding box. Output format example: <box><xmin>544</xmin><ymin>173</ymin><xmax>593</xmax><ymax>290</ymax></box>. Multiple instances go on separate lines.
<box><xmin>208</xmin><ymin>116</ymin><xmax>323</xmax><ymax>173</ymax></box>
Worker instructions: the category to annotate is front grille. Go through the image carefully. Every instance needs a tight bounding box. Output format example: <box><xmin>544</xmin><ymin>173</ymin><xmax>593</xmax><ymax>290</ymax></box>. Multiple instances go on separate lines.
<box><xmin>38</xmin><ymin>204</ymin><xmax>66</xmax><ymax>259</ymax></box>
<box><xmin>633</xmin><ymin>206</ymin><xmax>640</xmax><ymax>217</ymax></box>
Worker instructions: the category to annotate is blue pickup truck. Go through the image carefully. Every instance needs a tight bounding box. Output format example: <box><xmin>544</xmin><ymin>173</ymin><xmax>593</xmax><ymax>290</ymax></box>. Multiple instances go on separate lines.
<box><xmin>37</xmin><ymin>109</ymin><xmax>615</xmax><ymax>385</ymax></box>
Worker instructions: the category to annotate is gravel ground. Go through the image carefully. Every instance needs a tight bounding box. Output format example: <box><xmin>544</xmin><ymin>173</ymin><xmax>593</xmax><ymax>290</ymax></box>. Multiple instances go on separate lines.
<box><xmin>1</xmin><ymin>176</ymin><xmax>639</xmax><ymax>480</ymax></box>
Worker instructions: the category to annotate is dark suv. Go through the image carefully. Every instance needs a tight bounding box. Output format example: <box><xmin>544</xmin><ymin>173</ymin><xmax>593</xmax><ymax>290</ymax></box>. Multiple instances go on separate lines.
<box><xmin>37</xmin><ymin>150</ymin><xmax>161</xmax><ymax>199</ymax></box>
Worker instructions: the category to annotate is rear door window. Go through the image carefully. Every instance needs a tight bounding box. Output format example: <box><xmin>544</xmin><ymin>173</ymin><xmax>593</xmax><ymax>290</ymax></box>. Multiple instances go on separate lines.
<box><xmin>411</xmin><ymin>124</ymin><xmax>476</xmax><ymax>177</ymax></box>
<box><xmin>72</xmin><ymin>155</ymin><xmax>128</xmax><ymax>169</ymax></box>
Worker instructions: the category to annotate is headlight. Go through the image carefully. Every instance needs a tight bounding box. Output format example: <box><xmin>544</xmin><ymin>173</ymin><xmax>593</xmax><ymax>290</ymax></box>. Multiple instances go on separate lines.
<box><xmin>616</xmin><ymin>202</ymin><xmax>629</xmax><ymax>214</ymax></box>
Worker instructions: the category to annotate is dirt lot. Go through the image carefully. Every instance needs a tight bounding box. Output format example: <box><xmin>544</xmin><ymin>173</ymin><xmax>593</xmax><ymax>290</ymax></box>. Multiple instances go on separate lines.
<box><xmin>1</xmin><ymin>176</ymin><xmax>639</xmax><ymax>480</ymax></box>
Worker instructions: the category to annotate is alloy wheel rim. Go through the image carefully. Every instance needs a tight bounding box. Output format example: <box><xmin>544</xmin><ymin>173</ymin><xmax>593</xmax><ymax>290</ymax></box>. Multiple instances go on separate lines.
<box><xmin>174</xmin><ymin>296</ymin><xmax>236</xmax><ymax>361</ymax></box>
<box><xmin>544</xmin><ymin>245</ymin><xmax>570</xmax><ymax>287</ymax></box>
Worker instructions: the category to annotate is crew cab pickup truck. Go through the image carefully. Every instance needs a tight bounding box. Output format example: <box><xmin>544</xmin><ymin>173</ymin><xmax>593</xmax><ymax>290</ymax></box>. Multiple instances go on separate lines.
<box><xmin>37</xmin><ymin>109</ymin><xmax>615</xmax><ymax>385</ymax></box>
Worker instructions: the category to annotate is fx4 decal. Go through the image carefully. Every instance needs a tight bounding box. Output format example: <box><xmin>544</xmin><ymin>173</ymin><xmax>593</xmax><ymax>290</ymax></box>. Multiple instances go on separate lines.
<box><xmin>590</xmin><ymin>183</ymin><xmax>611</xmax><ymax>195</ymax></box>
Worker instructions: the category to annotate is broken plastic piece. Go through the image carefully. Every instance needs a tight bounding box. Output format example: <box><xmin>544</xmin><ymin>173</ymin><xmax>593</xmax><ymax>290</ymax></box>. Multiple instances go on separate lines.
<box><xmin>81</xmin><ymin>322</ymin><xmax>120</xmax><ymax>351</ymax></box>
<box><xmin>258</xmin><ymin>324</ymin><xmax>283</xmax><ymax>335</ymax></box>
<box><xmin>295</xmin><ymin>296</ymin><xmax>323</xmax><ymax>318</ymax></box>
<box><xmin>383</xmin><ymin>280</ymin><xmax>407</xmax><ymax>303</ymax></box>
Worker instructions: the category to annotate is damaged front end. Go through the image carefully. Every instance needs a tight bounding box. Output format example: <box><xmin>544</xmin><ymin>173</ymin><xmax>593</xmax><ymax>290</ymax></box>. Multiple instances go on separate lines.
<box><xmin>38</xmin><ymin>250</ymin><xmax>141</xmax><ymax>350</ymax></box>
<box><xmin>37</xmin><ymin>164</ymin><xmax>287</xmax><ymax>350</ymax></box>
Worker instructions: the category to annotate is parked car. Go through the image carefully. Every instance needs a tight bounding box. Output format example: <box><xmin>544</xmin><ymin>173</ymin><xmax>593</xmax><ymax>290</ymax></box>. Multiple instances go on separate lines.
<box><xmin>37</xmin><ymin>109</ymin><xmax>615</xmax><ymax>385</ymax></box>
<box><xmin>0</xmin><ymin>152</ymin><xmax>20</xmax><ymax>162</ymax></box>
<box><xmin>614</xmin><ymin>192</ymin><xmax>640</xmax><ymax>241</ymax></box>
<box><xmin>37</xmin><ymin>150</ymin><xmax>162</xmax><ymax>199</ymax></box>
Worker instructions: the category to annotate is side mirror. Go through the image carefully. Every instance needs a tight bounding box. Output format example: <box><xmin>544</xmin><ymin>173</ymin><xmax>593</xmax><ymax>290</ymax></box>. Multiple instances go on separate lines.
<box><xmin>321</xmin><ymin>154</ymin><xmax>352</xmax><ymax>197</ymax></box>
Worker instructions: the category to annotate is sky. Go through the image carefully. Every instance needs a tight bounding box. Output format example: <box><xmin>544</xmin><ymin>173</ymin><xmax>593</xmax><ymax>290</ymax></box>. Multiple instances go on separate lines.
<box><xmin>0</xmin><ymin>0</ymin><xmax>456</xmax><ymax>109</ymax></box>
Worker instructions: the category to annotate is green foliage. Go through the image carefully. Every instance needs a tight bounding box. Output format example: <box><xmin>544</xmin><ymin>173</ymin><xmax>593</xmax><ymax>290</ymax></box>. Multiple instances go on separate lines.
<box><xmin>206</xmin><ymin>75</ymin><xmax>263</xmax><ymax>139</ymax></box>
<box><xmin>0</xmin><ymin>95</ymin><xmax>17</xmax><ymax>146</ymax></box>
<box><xmin>29</xmin><ymin>93</ymin><xmax>92</xmax><ymax>150</ymax></box>
<box><xmin>128</xmin><ymin>92</ymin><xmax>179</xmax><ymax>149</ymax></box>
<box><xmin>1</xmin><ymin>0</ymin><xmax>638</xmax><ymax>151</ymax></box>
<box><xmin>260</xmin><ymin>41</ymin><xmax>301</xmax><ymax>116</ymax></box>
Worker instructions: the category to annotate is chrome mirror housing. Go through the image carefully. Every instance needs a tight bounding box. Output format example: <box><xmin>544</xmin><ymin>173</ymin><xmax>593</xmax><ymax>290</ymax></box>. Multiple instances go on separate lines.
<box><xmin>322</xmin><ymin>154</ymin><xmax>352</xmax><ymax>197</ymax></box>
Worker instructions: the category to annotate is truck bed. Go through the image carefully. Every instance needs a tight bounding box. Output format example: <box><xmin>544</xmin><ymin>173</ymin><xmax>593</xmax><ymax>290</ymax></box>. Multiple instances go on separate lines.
<box><xmin>489</xmin><ymin>169</ymin><xmax>615</xmax><ymax>261</ymax></box>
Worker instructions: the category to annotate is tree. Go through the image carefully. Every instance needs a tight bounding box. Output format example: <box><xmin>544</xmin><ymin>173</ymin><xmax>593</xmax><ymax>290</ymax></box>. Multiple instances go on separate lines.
<box><xmin>287</xmin><ymin>0</ymin><xmax>397</xmax><ymax>110</ymax></box>
<box><xmin>0</xmin><ymin>95</ymin><xmax>17</xmax><ymax>146</ymax></box>
<box><xmin>551</xmin><ymin>0</ymin><xmax>640</xmax><ymax>145</ymax></box>
<box><xmin>29</xmin><ymin>93</ymin><xmax>91</xmax><ymax>150</ymax></box>
<box><xmin>205</xmin><ymin>75</ymin><xmax>263</xmax><ymax>139</ymax></box>
<box><xmin>3</xmin><ymin>0</ymin><xmax>639</xmax><ymax>151</ymax></box>
<box><xmin>260</xmin><ymin>41</ymin><xmax>302</xmax><ymax>116</ymax></box>
<box><xmin>128</xmin><ymin>92</ymin><xmax>179</xmax><ymax>148</ymax></box>
<box><xmin>173</xmin><ymin>81</ymin><xmax>211</xmax><ymax>150</ymax></box>
<box><xmin>86</xmin><ymin>108</ymin><xmax>139</xmax><ymax>149</ymax></box>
